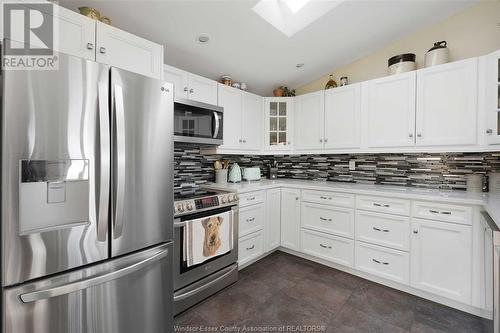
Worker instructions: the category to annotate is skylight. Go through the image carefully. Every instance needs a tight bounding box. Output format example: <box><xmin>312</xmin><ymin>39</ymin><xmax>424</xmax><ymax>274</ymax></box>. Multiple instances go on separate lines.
<box><xmin>252</xmin><ymin>0</ymin><xmax>344</xmax><ymax>37</ymax></box>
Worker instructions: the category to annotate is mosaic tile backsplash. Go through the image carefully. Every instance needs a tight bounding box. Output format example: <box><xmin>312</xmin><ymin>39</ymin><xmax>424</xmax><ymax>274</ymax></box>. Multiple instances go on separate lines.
<box><xmin>174</xmin><ymin>144</ymin><xmax>500</xmax><ymax>194</ymax></box>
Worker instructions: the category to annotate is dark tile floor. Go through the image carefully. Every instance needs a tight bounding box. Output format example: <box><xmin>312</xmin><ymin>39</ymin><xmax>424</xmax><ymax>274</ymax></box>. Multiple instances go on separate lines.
<box><xmin>174</xmin><ymin>251</ymin><xmax>492</xmax><ymax>332</ymax></box>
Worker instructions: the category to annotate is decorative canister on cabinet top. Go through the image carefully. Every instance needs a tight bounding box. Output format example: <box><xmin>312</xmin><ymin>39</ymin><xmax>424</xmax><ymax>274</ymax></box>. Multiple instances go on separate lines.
<box><xmin>424</xmin><ymin>41</ymin><xmax>449</xmax><ymax>67</ymax></box>
<box><xmin>387</xmin><ymin>53</ymin><xmax>416</xmax><ymax>75</ymax></box>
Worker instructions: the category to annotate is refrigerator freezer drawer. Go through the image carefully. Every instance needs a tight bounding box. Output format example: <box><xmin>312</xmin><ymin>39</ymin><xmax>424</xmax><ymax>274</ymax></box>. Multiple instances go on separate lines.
<box><xmin>3</xmin><ymin>242</ymin><xmax>173</xmax><ymax>333</ymax></box>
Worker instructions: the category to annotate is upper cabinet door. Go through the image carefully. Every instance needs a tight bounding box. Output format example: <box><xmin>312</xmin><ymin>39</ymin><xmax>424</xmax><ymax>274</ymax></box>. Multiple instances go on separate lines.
<box><xmin>485</xmin><ymin>49</ymin><xmax>500</xmax><ymax>145</ymax></box>
<box><xmin>163</xmin><ymin>65</ymin><xmax>188</xmax><ymax>100</ymax></box>
<box><xmin>187</xmin><ymin>74</ymin><xmax>218</xmax><ymax>105</ymax></box>
<box><xmin>324</xmin><ymin>84</ymin><xmax>361</xmax><ymax>149</ymax></box>
<box><xmin>5</xmin><ymin>4</ymin><xmax>96</xmax><ymax>60</ymax></box>
<box><xmin>294</xmin><ymin>91</ymin><xmax>324</xmax><ymax>150</ymax></box>
<box><xmin>96</xmin><ymin>22</ymin><xmax>163</xmax><ymax>79</ymax></box>
<box><xmin>416</xmin><ymin>58</ymin><xmax>478</xmax><ymax>146</ymax></box>
<box><xmin>365</xmin><ymin>72</ymin><xmax>416</xmax><ymax>148</ymax></box>
<box><xmin>241</xmin><ymin>91</ymin><xmax>263</xmax><ymax>151</ymax></box>
<box><xmin>264</xmin><ymin>98</ymin><xmax>294</xmax><ymax>150</ymax></box>
<box><xmin>218</xmin><ymin>84</ymin><xmax>242</xmax><ymax>149</ymax></box>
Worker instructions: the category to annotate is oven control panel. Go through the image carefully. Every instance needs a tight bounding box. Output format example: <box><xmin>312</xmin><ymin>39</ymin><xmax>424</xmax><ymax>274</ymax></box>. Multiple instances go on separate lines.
<box><xmin>174</xmin><ymin>193</ymin><xmax>239</xmax><ymax>216</ymax></box>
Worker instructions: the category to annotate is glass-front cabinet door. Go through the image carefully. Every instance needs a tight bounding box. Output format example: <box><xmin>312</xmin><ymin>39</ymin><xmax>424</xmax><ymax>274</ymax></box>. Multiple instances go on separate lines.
<box><xmin>264</xmin><ymin>97</ymin><xmax>293</xmax><ymax>150</ymax></box>
<box><xmin>486</xmin><ymin>49</ymin><xmax>500</xmax><ymax>145</ymax></box>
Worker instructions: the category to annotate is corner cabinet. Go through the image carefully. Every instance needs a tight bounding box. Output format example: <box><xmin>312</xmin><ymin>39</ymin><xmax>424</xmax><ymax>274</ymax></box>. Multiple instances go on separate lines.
<box><xmin>415</xmin><ymin>58</ymin><xmax>478</xmax><ymax>146</ymax></box>
<box><xmin>485</xmin><ymin>49</ymin><xmax>500</xmax><ymax>144</ymax></box>
<box><xmin>280</xmin><ymin>188</ymin><xmax>301</xmax><ymax>251</ymax></box>
<box><xmin>264</xmin><ymin>97</ymin><xmax>294</xmax><ymax>150</ymax></box>
<box><xmin>218</xmin><ymin>84</ymin><xmax>262</xmax><ymax>151</ymax></box>
<box><xmin>364</xmin><ymin>72</ymin><xmax>416</xmax><ymax>148</ymax></box>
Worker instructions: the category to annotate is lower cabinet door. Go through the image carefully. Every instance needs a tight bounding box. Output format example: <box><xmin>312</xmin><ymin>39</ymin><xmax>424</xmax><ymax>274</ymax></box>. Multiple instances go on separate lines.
<box><xmin>355</xmin><ymin>242</ymin><xmax>409</xmax><ymax>285</ymax></box>
<box><xmin>280</xmin><ymin>188</ymin><xmax>301</xmax><ymax>251</ymax></box>
<box><xmin>239</xmin><ymin>203</ymin><xmax>264</xmax><ymax>237</ymax></box>
<box><xmin>411</xmin><ymin>218</ymin><xmax>472</xmax><ymax>304</ymax></box>
<box><xmin>300</xmin><ymin>229</ymin><xmax>354</xmax><ymax>267</ymax></box>
<box><xmin>238</xmin><ymin>231</ymin><xmax>264</xmax><ymax>266</ymax></box>
<box><xmin>266</xmin><ymin>189</ymin><xmax>281</xmax><ymax>251</ymax></box>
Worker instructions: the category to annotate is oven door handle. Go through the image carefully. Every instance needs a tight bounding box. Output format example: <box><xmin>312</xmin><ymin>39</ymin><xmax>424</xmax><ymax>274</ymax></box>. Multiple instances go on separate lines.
<box><xmin>173</xmin><ymin>264</ymin><xmax>237</xmax><ymax>302</ymax></box>
<box><xmin>212</xmin><ymin>111</ymin><xmax>220</xmax><ymax>139</ymax></box>
<box><xmin>174</xmin><ymin>219</ymin><xmax>185</xmax><ymax>228</ymax></box>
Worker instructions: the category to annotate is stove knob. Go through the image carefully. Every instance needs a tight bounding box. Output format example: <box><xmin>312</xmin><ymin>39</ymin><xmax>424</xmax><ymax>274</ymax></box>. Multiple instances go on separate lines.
<box><xmin>234</xmin><ymin>194</ymin><xmax>239</xmax><ymax>201</ymax></box>
<box><xmin>176</xmin><ymin>203</ymin><xmax>185</xmax><ymax>212</ymax></box>
<box><xmin>221</xmin><ymin>196</ymin><xmax>227</xmax><ymax>204</ymax></box>
<box><xmin>227</xmin><ymin>194</ymin><xmax>234</xmax><ymax>202</ymax></box>
<box><xmin>186</xmin><ymin>202</ymin><xmax>194</xmax><ymax>211</ymax></box>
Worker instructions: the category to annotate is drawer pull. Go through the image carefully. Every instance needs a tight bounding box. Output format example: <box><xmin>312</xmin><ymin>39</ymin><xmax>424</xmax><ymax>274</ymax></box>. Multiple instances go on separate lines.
<box><xmin>429</xmin><ymin>209</ymin><xmax>439</xmax><ymax>214</ymax></box>
<box><xmin>319</xmin><ymin>243</ymin><xmax>332</xmax><ymax>249</ymax></box>
<box><xmin>373</xmin><ymin>227</ymin><xmax>389</xmax><ymax>233</ymax></box>
<box><xmin>319</xmin><ymin>217</ymin><xmax>332</xmax><ymax>222</ymax></box>
<box><xmin>246</xmin><ymin>245</ymin><xmax>255</xmax><ymax>250</ymax></box>
<box><xmin>247</xmin><ymin>197</ymin><xmax>256</xmax><ymax>201</ymax></box>
<box><xmin>429</xmin><ymin>209</ymin><xmax>452</xmax><ymax>215</ymax></box>
<box><xmin>372</xmin><ymin>258</ymin><xmax>389</xmax><ymax>265</ymax></box>
<box><xmin>441</xmin><ymin>211</ymin><xmax>452</xmax><ymax>215</ymax></box>
<box><xmin>246</xmin><ymin>217</ymin><xmax>255</xmax><ymax>222</ymax></box>
<box><xmin>320</xmin><ymin>196</ymin><xmax>332</xmax><ymax>200</ymax></box>
<box><xmin>373</xmin><ymin>203</ymin><xmax>390</xmax><ymax>208</ymax></box>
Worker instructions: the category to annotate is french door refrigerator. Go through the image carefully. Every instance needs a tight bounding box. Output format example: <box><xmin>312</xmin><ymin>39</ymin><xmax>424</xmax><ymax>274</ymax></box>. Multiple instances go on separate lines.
<box><xmin>1</xmin><ymin>51</ymin><xmax>174</xmax><ymax>333</ymax></box>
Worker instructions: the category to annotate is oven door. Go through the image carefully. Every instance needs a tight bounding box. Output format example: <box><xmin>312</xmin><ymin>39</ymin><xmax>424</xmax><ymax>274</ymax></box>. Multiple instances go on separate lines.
<box><xmin>173</xmin><ymin>206</ymin><xmax>238</xmax><ymax>291</ymax></box>
<box><xmin>173</xmin><ymin>98</ymin><xmax>223</xmax><ymax>145</ymax></box>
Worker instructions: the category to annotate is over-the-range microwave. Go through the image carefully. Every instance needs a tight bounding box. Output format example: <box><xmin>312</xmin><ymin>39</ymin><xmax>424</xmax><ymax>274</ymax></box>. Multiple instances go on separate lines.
<box><xmin>173</xmin><ymin>98</ymin><xmax>223</xmax><ymax>145</ymax></box>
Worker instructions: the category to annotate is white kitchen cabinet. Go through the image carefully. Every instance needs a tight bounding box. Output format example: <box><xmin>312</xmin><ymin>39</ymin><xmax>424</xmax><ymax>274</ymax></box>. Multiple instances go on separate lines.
<box><xmin>96</xmin><ymin>22</ymin><xmax>163</xmax><ymax>79</ymax></box>
<box><xmin>163</xmin><ymin>65</ymin><xmax>189</xmax><ymax>100</ymax></box>
<box><xmin>217</xmin><ymin>84</ymin><xmax>262</xmax><ymax>151</ymax></box>
<box><xmin>324</xmin><ymin>84</ymin><xmax>361</xmax><ymax>149</ymax></box>
<box><xmin>241</xmin><ymin>91</ymin><xmax>263</xmax><ymax>151</ymax></box>
<box><xmin>239</xmin><ymin>231</ymin><xmax>264</xmax><ymax>267</ymax></box>
<box><xmin>294</xmin><ymin>91</ymin><xmax>324</xmax><ymax>150</ymax></box>
<box><xmin>485</xmin><ymin>49</ymin><xmax>500</xmax><ymax>144</ymax></box>
<box><xmin>264</xmin><ymin>97</ymin><xmax>294</xmax><ymax>150</ymax></box>
<box><xmin>187</xmin><ymin>73</ymin><xmax>218</xmax><ymax>105</ymax></box>
<box><xmin>280</xmin><ymin>188</ymin><xmax>301</xmax><ymax>250</ymax></box>
<box><xmin>364</xmin><ymin>72</ymin><xmax>416</xmax><ymax>148</ymax></box>
<box><xmin>266</xmin><ymin>188</ymin><xmax>281</xmax><ymax>251</ymax></box>
<box><xmin>411</xmin><ymin>218</ymin><xmax>472</xmax><ymax>304</ymax></box>
<box><xmin>415</xmin><ymin>58</ymin><xmax>478</xmax><ymax>146</ymax></box>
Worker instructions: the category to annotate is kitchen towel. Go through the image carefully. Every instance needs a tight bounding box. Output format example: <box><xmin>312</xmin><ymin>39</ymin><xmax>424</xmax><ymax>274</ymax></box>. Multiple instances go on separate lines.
<box><xmin>183</xmin><ymin>210</ymin><xmax>233</xmax><ymax>267</ymax></box>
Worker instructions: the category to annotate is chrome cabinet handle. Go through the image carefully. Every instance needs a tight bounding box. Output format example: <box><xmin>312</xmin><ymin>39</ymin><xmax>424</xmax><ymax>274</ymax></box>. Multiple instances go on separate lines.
<box><xmin>20</xmin><ymin>245</ymin><xmax>170</xmax><ymax>303</ymax></box>
<box><xmin>246</xmin><ymin>245</ymin><xmax>255</xmax><ymax>250</ymax></box>
<box><xmin>319</xmin><ymin>139</ymin><xmax>323</xmax><ymax>143</ymax></box>
<box><xmin>212</xmin><ymin>112</ymin><xmax>220</xmax><ymax>139</ymax></box>
<box><xmin>320</xmin><ymin>196</ymin><xmax>332</xmax><ymax>200</ymax></box>
<box><xmin>440</xmin><ymin>211</ymin><xmax>452</xmax><ymax>215</ymax></box>
<box><xmin>113</xmin><ymin>84</ymin><xmax>126</xmax><ymax>238</ymax></box>
<box><xmin>373</xmin><ymin>203</ymin><xmax>389</xmax><ymax>208</ymax></box>
<box><xmin>413</xmin><ymin>229</ymin><xmax>419</xmax><ymax>234</ymax></box>
<box><xmin>373</xmin><ymin>227</ymin><xmax>389</xmax><ymax>233</ymax></box>
<box><xmin>99</xmin><ymin>46</ymin><xmax>106</xmax><ymax>54</ymax></box>
<box><xmin>287</xmin><ymin>141</ymin><xmax>291</xmax><ymax>145</ymax></box>
<box><xmin>295</xmin><ymin>197</ymin><xmax>299</xmax><ymax>200</ymax></box>
<box><xmin>320</xmin><ymin>244</ymin><xmax>332</xmax><ymax>249</ymax></box>
<box><xmin>429</xmin><ymin>209</ymin><xmax>451</xmax><ymax>215</ymax></box>
<box><xmin>189</xmin><ymin>88</ymin><xmax>194</xmax><ymax>93</ymax></box>
<box><xmin>324</xmin><ymin>138</ymin><xmax>328</xmax><ymax>143</ymax></box>
<box><xmin>417</xmin><ymin>133</ymin><xmax>422</xmax><ymax>137</ymax></box>
<box><xmin>247</xmin><ymin>197</ymin><xmax>255</xmax><ymax>201</ymax></box>
<box><xmin>87</xmin><ymin>42</ymin><xmax>94</xmax><ymax>50</ymax></box>
<box><xmin>246</xmin><ymin>217</ymin><xmax>255</xmax><ymax>222</ymax></box>
<box><xmin>429</xmin><ymin>209</ymin><xmax>439</xmax><ymax>214</ymax></box>
<box><xmin>183</xmin><ymin>87</ymin><xmax>188</xmax><ymax>92</ymax></box>
<box><xmin>239</xmin><ymin>139</ymin><xmax>242</xmax><ymax>143</ymax></box>
<box><xmin>96</xmin><ymin>82</ymin><xmax>110</xmax><ymax>242</ymax></box>
<box><xmin>320</xmin><ymin>217</ymin><xmax>332</xmax><ymax>222</ymax></box>
<box><xmin>486</xmin><ymin>129</ymin><xmax>493</xmax><ymax>135</ymax></box>
<box><xmin>408</xmin><ymin>133</ymin><xmax>414</xmax><ymax>138</ymax></box>
<box><xmin>372</xmin><ymin>258</ymin><xmax>389</xmax><ymax>265</ymax></box>
<box><xmin>242</xmin><ymin>139</ymin><xmax>246</xmax><ymax>143</ymax></box>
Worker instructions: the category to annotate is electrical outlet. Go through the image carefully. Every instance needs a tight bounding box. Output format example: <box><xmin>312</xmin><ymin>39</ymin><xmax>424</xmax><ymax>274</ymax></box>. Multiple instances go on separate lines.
<box><xmin>349</xmin><ymin>159</ymin><xmax>356</xmax><ymax>171</ymax></box>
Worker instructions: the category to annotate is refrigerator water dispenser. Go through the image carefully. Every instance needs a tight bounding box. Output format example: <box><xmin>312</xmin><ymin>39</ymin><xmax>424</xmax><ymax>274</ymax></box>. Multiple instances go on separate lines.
<box><xmin>19</xmin><ymin>160</ymin><xmax>90</xmax><ymax>234</ymax></box>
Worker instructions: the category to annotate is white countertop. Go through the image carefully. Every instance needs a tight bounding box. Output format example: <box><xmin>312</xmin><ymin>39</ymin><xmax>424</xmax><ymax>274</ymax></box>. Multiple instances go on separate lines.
<box><xmin>205</xmin><ymin>179</ymin><xmax>500</xmax><ymax>227</ymax></box>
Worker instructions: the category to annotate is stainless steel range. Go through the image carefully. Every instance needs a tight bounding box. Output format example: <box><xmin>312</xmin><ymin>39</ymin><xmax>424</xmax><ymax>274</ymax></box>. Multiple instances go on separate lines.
<box><xmin>173</xmin><ymin>189</ymin><xmax>239</xmax><ymax>315</ymax></box>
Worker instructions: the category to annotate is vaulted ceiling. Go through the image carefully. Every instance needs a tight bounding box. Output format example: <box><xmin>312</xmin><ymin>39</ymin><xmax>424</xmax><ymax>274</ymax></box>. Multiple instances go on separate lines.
<box><xmin>60</xmin><ymin>0</ymin><xmax>476</xmax><ymax>95</ymax></box>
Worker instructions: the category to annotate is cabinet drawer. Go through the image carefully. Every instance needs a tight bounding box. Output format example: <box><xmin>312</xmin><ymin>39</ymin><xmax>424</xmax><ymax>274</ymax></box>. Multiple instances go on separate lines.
<box><xmin>356</xmin><ymin>195</ymin><xmax>410</xmax><ymax>216</ymax></box>
<box><xmin>300</xmin><ymin>229</ymin><xmax>354</xmax><ymax>267</ymax></box>
<box><xmin>412</xmin><ymin>201</ymin><xmax>472</xmax><ymax>225</ymax></box>
<box><xmin>239</xmin><ymin>191</ymin><xmax>265</xmax><ymax>207</ymax></box>
<box><xmin>238</xmin><ymin>231</ymin><xmax>264</xmax><ymax>266</ymax></box>
<box><xmin>239</xmin><ymin>203</ymin><xmax>264</xmax><ymax>237</ymax></box>
<box><xmin>301</xmin><ymin>202</ymin><xmax>354</xmax><ymax>238</ymax></box>
<box><xmin>355</xmin><ymin>211</ymin><xmax>410</xmax><ymax>251</ymax></box>
<box><xmin>301</xmin><ymin>190</ymin><xmax>355</xmax><ymax>208</ymax></box>
<box><xmin>355</xmin><ymin>242</ymin><xmax>409</xmax><ymax>285</ymax></box>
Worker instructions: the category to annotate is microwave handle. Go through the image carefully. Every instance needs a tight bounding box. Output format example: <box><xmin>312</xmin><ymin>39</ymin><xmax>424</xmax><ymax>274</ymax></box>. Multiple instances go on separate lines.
<box><xmin>212</xmin><ymin>112</ymin><xmax>220</xmax><ymax>139</ymax></box>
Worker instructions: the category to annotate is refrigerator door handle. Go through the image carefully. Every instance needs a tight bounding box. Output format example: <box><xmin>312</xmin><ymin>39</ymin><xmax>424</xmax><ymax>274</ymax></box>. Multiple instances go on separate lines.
<box><xmin>19</xmin><ymin>246</ymin><xmax>169</xmax><ymax>303</ymax></box>
<box><xmin>97</xmin><ymin>82</ymin><xmax>110</xmax><ymax>242</ymax></box>
<box><xmin>113</xmin><ymin>84</ymin><xmax>126</xmax><ymax>238</ymax></box>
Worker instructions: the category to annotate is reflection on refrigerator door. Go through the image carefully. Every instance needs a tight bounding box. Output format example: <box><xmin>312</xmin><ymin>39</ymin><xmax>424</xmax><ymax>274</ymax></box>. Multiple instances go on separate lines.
<box><xmin>4</xmin><ymin>243</ymin><xmax>173</xmax><ymax>333</ymax></box>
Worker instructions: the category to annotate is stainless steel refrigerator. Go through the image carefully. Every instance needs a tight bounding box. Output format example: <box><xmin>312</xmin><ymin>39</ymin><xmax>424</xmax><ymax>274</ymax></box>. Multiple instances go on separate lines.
<box><xmin>1</xmin><ymin>51</ymin><xmax>174</xmax><ymax>333</ymax></box>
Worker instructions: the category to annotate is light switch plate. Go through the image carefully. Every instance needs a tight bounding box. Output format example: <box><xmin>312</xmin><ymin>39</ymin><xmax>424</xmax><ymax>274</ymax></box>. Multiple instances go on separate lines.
<box><xmin>349</xmin><ymin>160</ymin><xmax>356</xmax><ymax>171</ymax></box>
